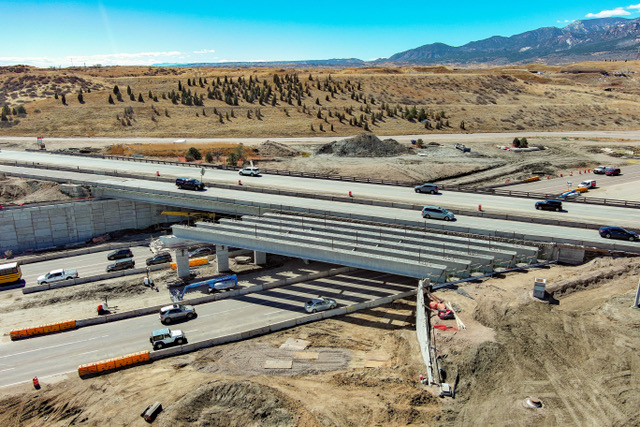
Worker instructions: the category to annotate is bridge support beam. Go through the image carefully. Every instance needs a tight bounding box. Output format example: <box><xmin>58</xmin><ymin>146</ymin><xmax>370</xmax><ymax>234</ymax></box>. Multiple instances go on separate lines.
<box><xmin>254</xmin><ymin>250</ymin><xmax>267</xmax><ymax>266</ymax></box>
<box><xmin>216</xmin><ymin>244</ymin><xmax>230</xmax><ymax>273</ymax></box>
<box><xmin>176</xmin><ymin>248</ymin><xmax>190</xmax><ymax>279</ymax></box>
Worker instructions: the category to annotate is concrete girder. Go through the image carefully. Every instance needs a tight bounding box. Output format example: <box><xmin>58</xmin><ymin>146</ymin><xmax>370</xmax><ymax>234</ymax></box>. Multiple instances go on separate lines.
<box><xmin>259</xmin><ymin>212</ymin><xmax>538</xmax><ymax>263</ymax></box>
<box><xmin>191</xmin><ymin>221</ymin><xmax>472</xmax><ymax>279</ymax></box>
<box><xmin>172</xmin><ymin>225</ymin><xmax>449</xmax><ymax>281</ymax></box>
<box><xmin>213</xmin><ymin>218</ymin><xmax>492</xmax><ymax>274</ymax></box>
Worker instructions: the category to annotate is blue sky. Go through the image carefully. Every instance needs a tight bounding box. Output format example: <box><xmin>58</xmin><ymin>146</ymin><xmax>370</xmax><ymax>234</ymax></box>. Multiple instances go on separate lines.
<box><xmin>1</xmin><ymin>1</ymin><xmax>640</xmax><ymax>67</ymax></box>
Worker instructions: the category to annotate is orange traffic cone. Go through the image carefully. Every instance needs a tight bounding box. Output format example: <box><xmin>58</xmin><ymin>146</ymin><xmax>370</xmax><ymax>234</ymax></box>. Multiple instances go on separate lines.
<box><xmin>33</xmin><ymin>376</ymin><xmax>40</xmax><ymax>389</ymax></box>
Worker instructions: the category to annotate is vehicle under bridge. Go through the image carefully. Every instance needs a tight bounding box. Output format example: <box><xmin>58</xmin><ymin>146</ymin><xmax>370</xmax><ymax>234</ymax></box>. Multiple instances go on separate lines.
<box><xmin>170</xmin><ymin>213</ymin><xmax>540</xmax><ymax>283</ymax></box>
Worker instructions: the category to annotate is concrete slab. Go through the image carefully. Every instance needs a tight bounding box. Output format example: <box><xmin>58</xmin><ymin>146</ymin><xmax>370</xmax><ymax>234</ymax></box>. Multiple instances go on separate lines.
<box><xmin>279</xmin><ymin>337</ymin><xmax>310</xmax><ymax>351</ymax></box>
<box><xmin>264</xmin><ymin>359</ymin><xmax>293</xmax><ymax>369</ymax></box>
<box><xmin>294</xmin><ymin>351</ymin><xmax>319</xmax><ymax>360</ymax></box>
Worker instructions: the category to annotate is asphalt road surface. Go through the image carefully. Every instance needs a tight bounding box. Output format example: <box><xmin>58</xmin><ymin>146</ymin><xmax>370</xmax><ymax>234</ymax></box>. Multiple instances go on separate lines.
<box><xmin>0</xmin><ymin>270</ymin><xmax>414</xmax><ymax>388</ymax></box>
<box><xmin>19</xmin><ymin>246</ymin><xmax>155</xmax><ymax>287</ymax></box>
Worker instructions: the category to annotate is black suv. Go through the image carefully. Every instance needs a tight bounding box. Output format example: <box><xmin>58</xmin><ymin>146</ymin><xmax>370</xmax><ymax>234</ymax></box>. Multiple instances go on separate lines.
<box><xmin>106</xmin><ymin>258</ymin><xmax>135</xmax><ymax>272</ymax></box>
<box><xmin>146</xmin><ymin>252</ymin><xmax>172</xmax><ymax>266</ymax></box>
<box><xmin>107</xmin><ymin>248</ymin><xmax>134</xmax><ymax>260</ymax></box>
<box><xmin>176</xmin><ymin>178</ymin><xmax>205</xmax><ymax>191</ymax></box>
<box><xmin>535</xmin><ymin>199</ymin><xmax>563</xmax><ymax>212</ymax></box>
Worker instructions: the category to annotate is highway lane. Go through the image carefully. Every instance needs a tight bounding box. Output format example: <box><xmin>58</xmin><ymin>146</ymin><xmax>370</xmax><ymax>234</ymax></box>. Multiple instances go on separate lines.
<box><xmin>19</xmin><ymin>245</ymin><xmax>156</xmax><ymax>286</ymax></box>
<box><xmin>0</xmin><ymin>270</ymin><xmax>414</xmax><ymax>388</ymax></box>
<box><xmin>1</xmin><ymin>151</ymin><xmax>640</xmax><ymax>230</ymax></box>
<box><xmin>0</xmin><ymin>164</ymin><xmax>638</xmax><ymax>251</ymax></box>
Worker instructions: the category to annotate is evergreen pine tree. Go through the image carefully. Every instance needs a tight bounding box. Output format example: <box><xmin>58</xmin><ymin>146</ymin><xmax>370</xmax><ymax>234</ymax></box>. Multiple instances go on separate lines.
<box><xmin>108</xmin><ymin>94</ymin><xmax>114</xmax><ymax>104</ymax></box>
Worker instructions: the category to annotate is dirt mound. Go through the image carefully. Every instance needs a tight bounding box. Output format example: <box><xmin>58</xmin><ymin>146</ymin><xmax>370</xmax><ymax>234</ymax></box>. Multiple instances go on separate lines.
<box><xmin>157</xmin><ymin>380</ymin><xmax>299</xmax><ymax>427</ymax></box>
<box><xmin>256</xmin><ymin>140</ymin><xmax>301</xmax><ymax>157</ymax></box>
<box><xmin>0</xmin><ymin>178</ymin><xmax>70</xmax><ymax>204</ymax></box>
<box><xmin>315</xmin><ymin>133</ymin><xmax>412</xmax><ymax>157</ymax></box>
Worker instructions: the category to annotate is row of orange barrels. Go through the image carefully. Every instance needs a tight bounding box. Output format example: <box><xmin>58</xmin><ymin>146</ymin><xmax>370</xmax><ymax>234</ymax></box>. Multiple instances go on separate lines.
<box><xmin>78</xmin><ymin>351</ymin><xmax>150</xmax><ymax>378</ymax></box>
<box><xmin>10</xmin><ymin>320</ymin><xmax>76</xmax><ymax>340</ymax></box>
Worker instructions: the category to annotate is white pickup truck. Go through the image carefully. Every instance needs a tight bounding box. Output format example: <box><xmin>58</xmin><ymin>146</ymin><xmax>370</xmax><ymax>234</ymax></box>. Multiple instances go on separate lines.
<box><xmin>37</xmin><ymin>269</ymin><xmax>78</xmax><ymax>285</ymax></box>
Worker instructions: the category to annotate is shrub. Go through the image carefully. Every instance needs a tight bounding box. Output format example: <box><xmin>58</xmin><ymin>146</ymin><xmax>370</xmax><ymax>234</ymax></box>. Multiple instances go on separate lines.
<box><xmin>186</xmin><ymin>147</ymin><xmax>202</xmax><ymax>160</ymax></box>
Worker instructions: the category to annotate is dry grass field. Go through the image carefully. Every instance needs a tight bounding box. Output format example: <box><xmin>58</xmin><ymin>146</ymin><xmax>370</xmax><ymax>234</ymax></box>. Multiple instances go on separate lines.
<box><xmin>2</xmin><ymin>62</ymin><xmax>640</xmax><ymax>138</ymax></box>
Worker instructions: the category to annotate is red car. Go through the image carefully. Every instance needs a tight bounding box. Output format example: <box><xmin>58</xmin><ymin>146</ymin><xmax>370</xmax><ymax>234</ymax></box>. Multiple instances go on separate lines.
<box><xmin>605</xmin><ymin>167</ymin><xmax>621</xmax><ymax>176</ymax></box>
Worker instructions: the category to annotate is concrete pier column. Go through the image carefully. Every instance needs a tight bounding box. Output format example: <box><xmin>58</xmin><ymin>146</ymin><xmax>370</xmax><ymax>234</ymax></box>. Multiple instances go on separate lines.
<box><xmin>176</xmin><ymin>248</ymin><xmax>190</xmax><ymax>279</ymax></box>
<box><xmin>254</xmin><ymin>250</ymin><xmax>267</xmax><ymax>265</ymax></box>
<box><xmin>216</xmin><ymin>244</ymin><xmax>230</xmax><ymax>273</ymax></box>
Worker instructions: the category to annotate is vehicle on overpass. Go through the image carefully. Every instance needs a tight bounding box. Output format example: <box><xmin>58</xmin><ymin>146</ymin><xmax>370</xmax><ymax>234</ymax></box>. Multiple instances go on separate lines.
<box><xmin>0</xmin><ymin>262</ymin><xmax>21</xmax><ymax>285</ymax></box>
<box><xmin>599</xmin><ymin>226</ymin><xmax>638</xmax><ymax>241</ymax></box>
<box><xmin>176</xmin><ymin>177</ymin><xmax>205</xmax><ymax>190</ymax></box>
<box><xmin>305</xmin><ymin>297</ymin><xmax>337</xmax><ymax>313</ymax></box>
<box><xmin>535</xmin><ymin>199</ymin><xmax>563</xmax><ymax>212</ymax></box>
<box><xmin>239</xmin><ymin>166</ymin><xmax>261</xmax><ymax>176</ymax></box>
<box><xmin>150</xmin><ymin>328</ymin><xmax>187</xmax><ymax>350</ymax></box>
<box><xmin>421</xmin><ymin>205</ymin><xmax>455</xmax><ymax>221</ymax></box>
<box><xmin>593</xmin><ymin>166</ymin><xmax>608</xmax><ymax>174</ymax></box>
<box><xmin>605</xmin><ymin>167</ymin><xmax>621</xmax><ymax>176</ymax></box>
<box><xmin>159</xmin><ymin>304</ymin><xmax>197</xmax><ymax>324</ymax></box>
<box><xmin>559</xmin><ymin>190</ymin><xmax>580</xmax><ymax>200</ymax></box>
<box><xmin>414</xmin><ymin>183</ymin><xmax>439</xmax><ymax>194</ymax></box>
<box><xmin>37</xmin><ymin>268</ymin><xmax>78</xmax><ymax>285</ymax></box>
<box><xmin>580</xmin><ymin>179</ymin><xmax>596</xmax><ymax>189</ymax></box>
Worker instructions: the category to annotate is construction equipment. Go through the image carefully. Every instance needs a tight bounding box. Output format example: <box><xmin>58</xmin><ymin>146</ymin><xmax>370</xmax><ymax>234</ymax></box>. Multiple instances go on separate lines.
<box><xmin>170</xmin><ymin>274</ymin><xmax>237</xmax><ymax>301</ymax></box>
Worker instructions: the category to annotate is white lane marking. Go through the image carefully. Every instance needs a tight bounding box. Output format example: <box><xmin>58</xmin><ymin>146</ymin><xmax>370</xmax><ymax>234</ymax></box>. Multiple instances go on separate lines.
<box><xmin>0</xmin><ymin>335</ymin><xmax>109</xmax><ymax>359</ymax></box>
<box><xmin>0</xmin><ymin>367</ymin><xmax>15</xmax><ymax>373</ymax></box>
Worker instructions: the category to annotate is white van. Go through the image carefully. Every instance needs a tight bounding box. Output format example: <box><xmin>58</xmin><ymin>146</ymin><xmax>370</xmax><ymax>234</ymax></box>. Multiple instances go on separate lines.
<box><xmin>421</xmin><ymin>206</ymin><xmax>455</xmax><ymax>221</ymax></box>
<box><xmin>580</xmin><ymin>179</ymin><xmax>596</xmax><ymax>189</ymax></box>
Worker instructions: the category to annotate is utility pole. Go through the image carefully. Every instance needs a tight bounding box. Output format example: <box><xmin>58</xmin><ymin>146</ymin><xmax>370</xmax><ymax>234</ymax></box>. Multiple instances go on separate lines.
<box><xmin>633</xmin><ymin>278</ymin><xmax>640</xmax><ymax>309</ymax></box>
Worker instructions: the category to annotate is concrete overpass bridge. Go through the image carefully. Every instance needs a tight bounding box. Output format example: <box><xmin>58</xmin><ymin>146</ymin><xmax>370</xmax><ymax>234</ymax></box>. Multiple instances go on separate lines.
<box><xmin>171</xmin><ymin>213</ymin><xmax>539</xmax><ymax>282</ymax></box>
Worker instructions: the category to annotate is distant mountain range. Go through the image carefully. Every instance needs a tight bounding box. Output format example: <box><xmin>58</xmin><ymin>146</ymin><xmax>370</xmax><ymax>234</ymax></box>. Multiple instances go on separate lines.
<box><xmin>165</xmin><ymin>17</ymin><xmax>640</xmax><ymax>68</ymax></box>
<box><xmin>383</xmin><ymin>17</ymin><xmax>640</xmax><ymax>65</ymax></box>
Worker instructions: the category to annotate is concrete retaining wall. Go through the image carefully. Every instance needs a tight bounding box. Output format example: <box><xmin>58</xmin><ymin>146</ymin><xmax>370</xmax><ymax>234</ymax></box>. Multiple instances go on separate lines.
<box><xmin>0</xmin><ymin>199</ymin><xmax>176</xmax><ymax>253</ymax></box>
